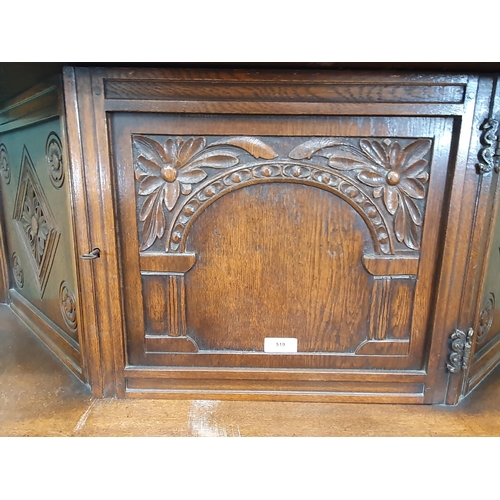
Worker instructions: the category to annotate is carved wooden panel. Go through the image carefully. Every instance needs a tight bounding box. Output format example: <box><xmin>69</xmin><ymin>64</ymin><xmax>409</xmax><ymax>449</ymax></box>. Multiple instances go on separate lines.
<box><xmin>110</xmin><ymin>110</ymin><xmax>452</xmax><ymax>373</ymax></box>
<box><xmin>132</xmin><ymin>135</ymin><xmax>431</xmax><ymax>254</ymax></box>
<box><xmin>0</xmin><ymin>109</ymin><xmax>81</xmax><ymax>358</ymax></box>
<box><xmin>12</xmin><ymin>147</ymin><xmax>60</xmax><ymax>297</ymax></box>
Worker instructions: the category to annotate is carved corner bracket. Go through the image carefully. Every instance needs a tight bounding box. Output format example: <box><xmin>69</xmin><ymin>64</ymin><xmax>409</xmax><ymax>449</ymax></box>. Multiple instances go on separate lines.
<box><xmin>447</xmin><ymin>328</ymin><xmax>474</xmax><ymax>373</ymax></box>
<box><xmin>477</xmin><ymin>119</ymin><xmax>500</xmax><ymax>174</ymax></box>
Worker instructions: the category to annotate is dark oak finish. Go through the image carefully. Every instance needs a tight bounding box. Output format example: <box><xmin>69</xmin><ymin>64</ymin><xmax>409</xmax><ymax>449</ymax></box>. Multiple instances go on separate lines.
<box><xmin>2</xmin><ymin>66</ymin><xmax>500</xmax><ymax>404</ymax></box>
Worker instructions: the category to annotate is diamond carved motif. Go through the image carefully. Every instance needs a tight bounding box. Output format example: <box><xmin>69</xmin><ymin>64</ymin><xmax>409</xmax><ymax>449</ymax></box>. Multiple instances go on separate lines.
<box><xmin>13</xmin><ymin>147</ymin><xmax>60</xmax><ymax>297</ymax></box>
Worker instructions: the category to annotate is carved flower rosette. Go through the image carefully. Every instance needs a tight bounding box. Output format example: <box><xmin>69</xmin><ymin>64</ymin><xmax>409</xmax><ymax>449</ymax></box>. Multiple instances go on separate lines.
<box><xmin>20</xmin><ymin>186</ymin><xmax>52</xmax><ymax>266</ymax></box>
<box><xmin>133</xmin><ymin>136</ymin><xmax>277</xmax><ymax>251</ymax></box>
<box><xmin>289</xmin><ymin>138</ymin><xmax>432</xmax><ymax>251</ymax></box>
<box><xmin>0</xmin><ymin>144</ymin><xmax>11</xmax><ymax>184</ymax></box>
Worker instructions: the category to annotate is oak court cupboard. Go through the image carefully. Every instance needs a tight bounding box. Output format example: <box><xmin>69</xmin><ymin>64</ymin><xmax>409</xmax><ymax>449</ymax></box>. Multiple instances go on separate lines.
<box><xmin>0</xmin><ymin>66</ymin><xmax>499</xmax><ymax>405</ymax></box>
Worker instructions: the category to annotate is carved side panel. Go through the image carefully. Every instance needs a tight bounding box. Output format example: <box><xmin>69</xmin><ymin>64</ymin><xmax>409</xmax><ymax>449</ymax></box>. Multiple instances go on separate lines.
<box><xmin>474</xmin><ymin>187</ymin><xmax>500</xmax><ymax>352</ymax></box>
<box><xmin>0</xmin><ymin>118</ymin><xmax>80</xmax><ymax>344</ymax></box>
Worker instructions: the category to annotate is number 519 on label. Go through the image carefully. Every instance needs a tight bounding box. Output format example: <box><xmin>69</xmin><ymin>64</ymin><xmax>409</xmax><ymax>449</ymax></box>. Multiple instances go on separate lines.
<box><xmin>264</xmin><ymin>338</ymin><xmax>298</xmax><ymax>353</ymax></box>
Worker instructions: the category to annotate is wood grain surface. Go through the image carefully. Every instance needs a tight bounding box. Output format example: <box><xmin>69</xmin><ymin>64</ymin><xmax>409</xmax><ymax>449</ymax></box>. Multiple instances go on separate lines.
<box><xmin>1</xmin><ymin>304</ymin><xmax>499</xmax><ymax>437</ymax></box>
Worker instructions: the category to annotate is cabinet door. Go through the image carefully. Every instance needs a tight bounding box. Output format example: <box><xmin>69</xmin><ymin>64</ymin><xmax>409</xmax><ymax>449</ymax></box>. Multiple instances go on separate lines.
<box><xmin>110</xmin><ymin>112</ymin><xmax>454</xmax><ymax>375</ymax></box>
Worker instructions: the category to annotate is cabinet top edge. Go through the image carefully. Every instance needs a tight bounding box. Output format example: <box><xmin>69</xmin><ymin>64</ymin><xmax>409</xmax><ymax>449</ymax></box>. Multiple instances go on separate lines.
<box><xmin>68</xmin><ymin>66</ymin><xmax>476</xmax><ymax>85</ymax></box>
<box><xmin>0</xmin><ymin>75</ymin><xmax>62</xmax><ymax>134</ymax></box>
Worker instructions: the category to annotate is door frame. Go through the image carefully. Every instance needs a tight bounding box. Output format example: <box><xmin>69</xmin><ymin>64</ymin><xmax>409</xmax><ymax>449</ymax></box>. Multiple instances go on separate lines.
<box><xmin>63</xmin><ymin>66</ymin><xmax>487</xmax><ymax>403</ymax></box>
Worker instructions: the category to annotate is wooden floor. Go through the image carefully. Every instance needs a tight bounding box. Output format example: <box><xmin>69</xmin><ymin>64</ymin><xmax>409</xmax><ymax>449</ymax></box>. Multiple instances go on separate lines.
<box><xmin>1</xmin><ymin>303</ymin><xmax>500</xmax><ymax>437</ymax></box>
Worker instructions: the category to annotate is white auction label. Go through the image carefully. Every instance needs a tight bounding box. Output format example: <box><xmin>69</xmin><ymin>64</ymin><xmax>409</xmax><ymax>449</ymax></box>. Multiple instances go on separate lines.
<box><xmin>264</xmin><ymin>338</ymin><xmax>298</xmax><ymax>353</ymax></box>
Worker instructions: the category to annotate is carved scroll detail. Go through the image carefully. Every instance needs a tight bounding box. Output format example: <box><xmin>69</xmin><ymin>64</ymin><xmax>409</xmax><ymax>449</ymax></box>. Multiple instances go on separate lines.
<box><xmin>0</xmin><ymin>144</ymin><xmax>11</xmax><ymax>184</ymax></box>
<box><xmin>12</xmin><ymin>253</ymin><xmax>24</xmax><ymax>288</ymax></box>
<box><xmin>45</xmin><ymin>132</ymin><xmax>65</xmax><ymax>188</ymax></box>
<box><xmin>133</xmin><ymin>136</ymin><xmax>277</xmax><ymax>251</ymax></box>
<box><xmin>59</xmin><ymin>281</ymin><xmax>77</xmax><ymax>333</ymax></box>
<box><xmin>447</xmin><ymin>328</ymin><xmax>474</xmax><ymax>373</ymax></box>
<box><xmin>167</xmin><ymin>162</ymin><xmax>392</xmax><ymax>254</ymax></box>
<box><xmin>290</xmin><ymin>138</ymin><xmax>431</xmax><ymax>251</ymax></box>
<box><xmin>13</xmin><ymin>148</ymin><xmax>60</xmax><ymax>297</ymax></box>
<box><xmin>477</xmin><ymin>119</ymin><xmax>499</xmax><ymax>174</ymax></box>
<box><xmin>476</xmin><ymin>293</ymin><xmax>495</xmax><ymax>346</ymax></box>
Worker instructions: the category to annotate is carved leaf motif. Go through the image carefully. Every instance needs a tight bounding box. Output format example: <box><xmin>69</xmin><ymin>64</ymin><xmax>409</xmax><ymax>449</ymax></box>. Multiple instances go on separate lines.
<box><xmin>357</xmin><ymin>171</ymin><xmax>385</xmax><ymax>187</ymax></box>
<box><xmin>404</xmin><ymin>195</ymin><xmax>423</xmax><ymax>225</ymax></box>
<box><xmin>135</xmin><ymin>156</ymin><xmax>161</xmax><ymax>177</ymax></box>
<box><xmin>394</xmin><ymin>197</ymin><xmax>420</xmax><ymax>250</ymax></box>
<box><xmin>187</xmin><ymin>151</ymin><xmax>239</xmax><ymax>170</ymax></box>
<box><xmin>138</xmin><ymin>175</ymin><xmax>163</xmax><ymax>195</ymax></box>
<box><xmin>406</xmin><ymin>211</ymin><xmax>420</xmax><ymax>250</ymax></box>
<box><xmin>360</xmin><ymin>139</ymin><xmax>388</xmax><ymax>168</ymax></box>
<box><xmin>289</xmin><ymin>139</ymin><xmax>348</xmax><ymax>160</ymax></box>
<box><xmin>399</xmin><ymin>177</ymin><xmax>425</xmax><ymax>199</ymax></box>
<box><xmin>400</xmin><ymin>139</ymin><xmax>432</xmax><ymax>168</ymax></box>
<box><xmin>175</xmin><ymin>137</ymin><xmax>206</xmax><ymax>166</ymax></box>
<box><xmin>394</xmin><ymin>198</ymin><xmax>406</xmax><ymax>243</ymax></box>
<box><xmin>178</xmin><ymin>169</ymin><xmax>208</xmax><ymax>184</ymax></box>
<box><xmin>134</xmin><ymin>136</ymin><xmax>168</xmax><ymax>165</ymax></box>
<box><xmin>139</xmin><ymin>189</ymin><xmax>159</xmax><ymax>221</ymax></box>
<box><xmin>328</xmin><ymin>154</ymin><xmax>373</xmax><ymax>170</ymax></box>
<box><xmin>211</xmin><ymin>137</ymin><xmax>278</xmax><ymax>159</ymax></box>
<box><xmin>140</xmin><ymin>189</ymin><xmax>165</xmax><ymax>251</ymax></box>
<box><xmin>383</xmin><ymin>186</ymin><xmax>399</xmax><ymax>215</ymax></box>
<box><xmin>164</xmin><ymin>181</ymin><xmax>180</xmax><ymax>211</ymax></box>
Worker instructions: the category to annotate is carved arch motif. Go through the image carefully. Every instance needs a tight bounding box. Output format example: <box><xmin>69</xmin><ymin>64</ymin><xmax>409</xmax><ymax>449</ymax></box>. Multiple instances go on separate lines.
<box><xmin>167</xmin><ymin>162</ymin><xmax>392</xmax><ymax>254</ymax></box>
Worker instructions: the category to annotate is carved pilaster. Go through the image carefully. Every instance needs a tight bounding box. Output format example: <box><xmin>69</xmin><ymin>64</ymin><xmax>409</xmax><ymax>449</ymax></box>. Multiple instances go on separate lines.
<box><xmin>140</xmin><ymin>252</ymin><xmax>198</xmax><ymax>353</ymax></box>
<box><xmin>369</xmin><ymin>278</ymin><xmax>391</xmax><ymax>341</ymax></box>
